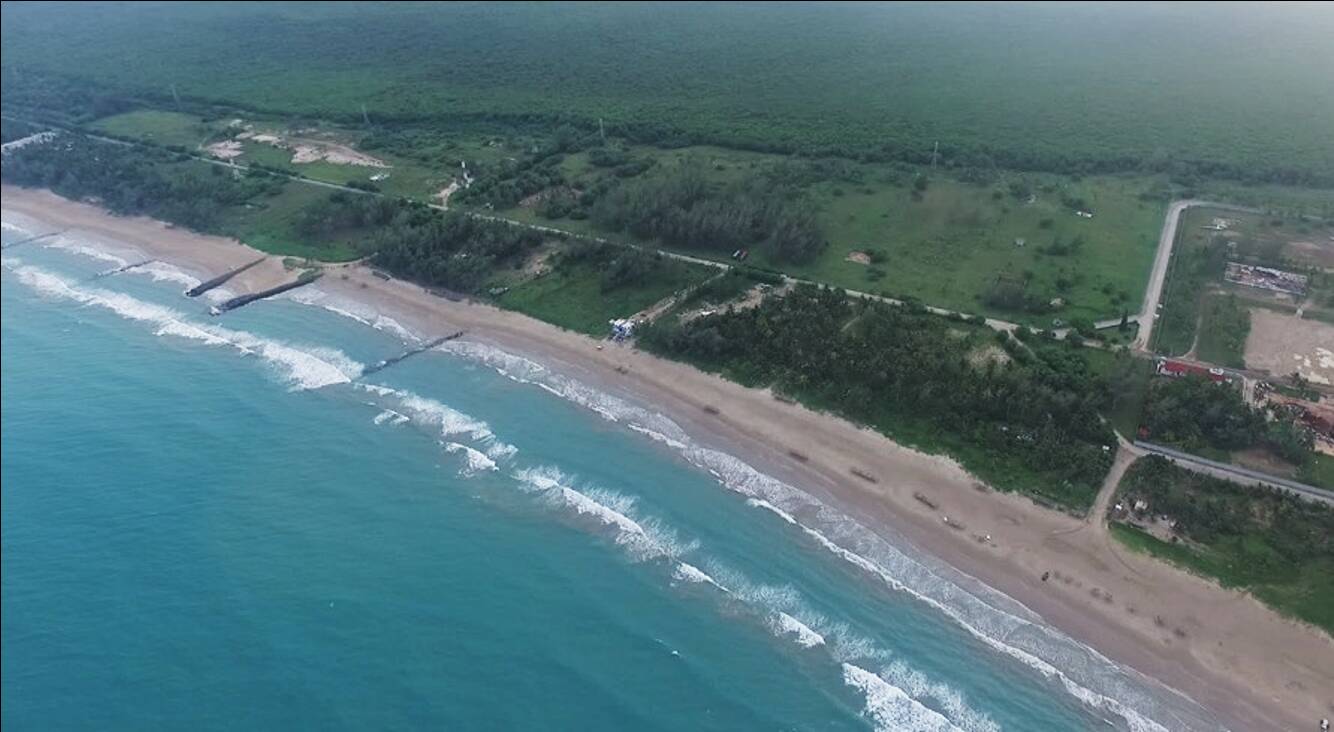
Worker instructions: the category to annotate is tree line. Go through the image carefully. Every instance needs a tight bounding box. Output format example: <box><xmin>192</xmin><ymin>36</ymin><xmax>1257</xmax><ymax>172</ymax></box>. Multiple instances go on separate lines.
<box><xmin>639</xmin><ymin>285</ymin><xmax>1116</xmax><ymax>508</ymax></box>
<box><xmin>0</xmin><ymin>134</ymin><xmax>284</xmax><ymax>232</ymax></box>
<box><xmin>370</xmin><ymin>205</ymin><xmax>544</xmax><ymax>294</ymax></box>
<box><xmin>1141</xmin><ymin>375</ymin><xmax>1314</xmax><ymax>464</ymax></box>
<box><xmin>590</xmin><ymin>166</ymin><xmax>826</xmax><ymax>264</ymax></box>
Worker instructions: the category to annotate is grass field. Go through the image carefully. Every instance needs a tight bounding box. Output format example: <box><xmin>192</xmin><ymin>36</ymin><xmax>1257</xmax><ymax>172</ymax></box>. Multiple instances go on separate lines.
<box><xmin>212</xmin><ymin>183</ymin><xmax>367</xmax><ymax>261</ymax></box>
<box><xmin>497</xmin><ymin>257</ymin><xmax>711</xmax><ymax>336</ymax></box>
<box><xmin>1300</xmin><ymin>454</ymin><xmax>1334</xmax><ymax>491</ymax></box>
<box><xmin>1194</xmin><ymin>294</ymin><xmax>1250</xmax><ymax>367</ymax></box>
<box><xmin>87</xmin><ymin>110</ymin><xmax>458</xmax><ymax>200</ymax></box>
<box><xmin>89</xmin><ymin>109</ymin><xmax>222</xmax><ymax>148</ymax></box>
<box><xmin>1152</xmin><ymin>207</ymin><xmax>1229</xmax><ymax>355</ymax></box>
<box><xmin>489</xmin><ymin>146</ymin><xmax>1165</xmax><ymax>325</ymax></box>
<box><xmin>5</xmin><ymin>3</ymin><xmax>1333</xmax><ymax>184</ymax></box>
<box><xmin>779</xmin><ymin>173</ymin><xmax>1162</xmax><ymax>324</ymax></box>
<box><xmin>1110</xmin><ymin>522</ymin><xmax>1334</xmax><ymax>633</ymax></box>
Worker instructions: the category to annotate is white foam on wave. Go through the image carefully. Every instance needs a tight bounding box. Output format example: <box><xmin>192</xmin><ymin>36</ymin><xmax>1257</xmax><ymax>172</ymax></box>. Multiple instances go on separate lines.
<box><xmin>444</xmin><ymin>442</ymin><xmax>499</xmax><ymax>475</ymax></box>
<box><xmin>746</xmin><ymin>497</ymin><xmax>797</xmax><ymax>524</ymax></box>
<box><xmin>797</xmin><ymin>523</ymin><xmax>1172</xmax><ymax>732</ymax></box>
<box><xmin>775</xmin><ymin>611</ymin><xmax>826</xmax><ymax>648</ymax></box>
<box><xmin>440</xmin><ymin>340</ymin><xmax>692</xmax><ymax>442</ymax></box>
<box><xmin>513</xmin><ymin>465</ymin><xmax>695</xmax><ymax>562</ymax></box>
<box><xmin>399</xmin><ymin>392</ymin><xmax>493</xmax><ymax>440</ymax></box>
<box><xmin>432</xmin><ymin>337</ymin><xmax>1206</xmax><ymax>732</ymax></box>
<box><xmin>2</xmin><ymin>220</ymin><xmax>29</xmax><ymax>236</ymax></box>
<box><xmin>354</xmin><ymin>383</ymin><xmax>518</xmax><ymax>464</ymax></box>
<box><xmin>44</xmin><ymin>235</ymin><xmax>129</xmax><ymax>267</ymax></box>
<box><xmin>673</xmin><ymin>561</ymin><xmax>730</xmax><ymax>591</ymax></box>
<box><xmin>128</xmin><ymin>260</ymin><xmax>201</xmax><ymax>289</ymax></box>
<box><xmin>290</xmin><ymin>287</ymin><xmax>423</xmax><ymax>344</ymax></box>
<box><xmin>3</xmin><ymin>259</ymin><xmax>362</xmax><ymax>390</ymax></box>
<box><xmin>372</xmin><ymin>409</ymin><xmax>409</xmax><ymax>426</ymax></box>
<box><xmin>843</xmin><ymin>663</ymin><xmax>963</xmax><ymax>732</ymax></box>
<box><xmin>882</xmin><ymin>660</ymin><xmax>1002</xmax><ymax>732</ymax></box>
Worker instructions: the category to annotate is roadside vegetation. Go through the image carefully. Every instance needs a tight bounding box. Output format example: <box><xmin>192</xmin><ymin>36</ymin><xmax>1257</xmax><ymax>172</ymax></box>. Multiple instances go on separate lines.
<box><xmin>1152</xmin><ymin>207</ymin><xmax>1230</xmax><ymax>355</ymax></box>
<box><xmin>1140</xmin><ymin>375</ymin><xmax>1315</xmax><ymax>467</ymax></box>
<box><xmin>1111</xmin><ymin>456</ymin><xmax>1334</xmax><ymax>632</ymax></box>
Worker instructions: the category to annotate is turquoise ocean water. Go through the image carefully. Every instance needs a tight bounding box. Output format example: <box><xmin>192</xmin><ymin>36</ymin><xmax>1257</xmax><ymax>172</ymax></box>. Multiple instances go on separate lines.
<box><xmin>1</xmin><ymin>218</ymin><xmax>1221</xmax><ymax>731</ymax></box>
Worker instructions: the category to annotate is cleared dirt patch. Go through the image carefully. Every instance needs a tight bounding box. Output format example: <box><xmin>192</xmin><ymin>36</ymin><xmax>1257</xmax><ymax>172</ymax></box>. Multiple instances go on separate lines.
<box><xmin>434</xmin><ymin>181</ymin><xmax>462</xmax><ymax>208</ymax></box>
<box><xmin>519</xmin><ymin>186</ymin><xmax>578</xmax><ymax>209</ymax></box>
<box><xmin>967</xmin><ymin>343</ymin><xmax>1012</xmax><ymax>368</ymax></box>
<box><xmin>1285</xmin><ymin>239</ymin><xmax>1334</xmax><ymax>270</ymax></box>
<box><xmin>205</xmin><ymin>140</ymin><xmax>244</xmax><ymax>160</ymax></box>
<box><xmin>235</xmin><ymin>129</ymin><xmax>389</xmax><ymax>168</ymax></box>
<box><xmin>1244</xmin><ymin>308</ymin><xmax>1334</xmax><ymax>385</ymax></box>
<box><xmin>1231</xmin><ymin>447</ymin><xmax>1299</xmax><ymax>478</ymax></box>
<box><xmin>289</xmin><ymin>141</ymin><xmax>387</xmax><ymax>167</ymax></box>
<box><xmin>845</xmin><ymin>251</ymin><xmax>872</xmax><ymax>265</ymax></box>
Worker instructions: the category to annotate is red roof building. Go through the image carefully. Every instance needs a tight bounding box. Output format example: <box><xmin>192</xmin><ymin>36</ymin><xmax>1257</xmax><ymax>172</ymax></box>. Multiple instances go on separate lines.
<box><xmin>1155</xmin><ymin>359</ymin><xmax>1231</xmax><ymax>384</ymax></box>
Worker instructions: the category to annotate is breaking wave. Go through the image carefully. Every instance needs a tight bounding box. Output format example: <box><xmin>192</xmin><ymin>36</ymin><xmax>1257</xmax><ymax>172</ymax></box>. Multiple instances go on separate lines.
<box><xmin>128</xmin><ymin>260</ymin><xmax>202</xmax><ymax>289</ymax></box>
<box><xmin>444</xmin><ymin>442</ymin><xmax>498</xmax><ymax>476</ymax></box>
<box><xmin>2</xmin><ymin>258</ymin><xmax>362</xmax><ymax>391</ymax></box>
<box><xmin>513</xmin><ymin>465</ymin><xmax>695</xmax><ymax>562</ymax></box>
<box><xmin>354</xmin><ymin>383</ymin><xmax>517</xmax><ymax>462</ymax></box>
<box><xmin>44</xmin><ymin>235</ymin><xmax>130</xmax><ymax>267</ymax></box>
<box><xmin>372</xmin><ymin>409</ymin><xmax>409</xmax><ymax>426</ymax></box>
<box><xmin>289</xmin><ymin>288</ymin><xmax>423</xmax><ymax>344</ymax></box>
<box><xmin>432</xmin><ymin>337</ymin><xmax>1213</xmax><ymax>732</ymax></box>
<box><xmin>843</xmin><ymin>663</ymin><xmax>963</xmax><ymax>732</ymax></box>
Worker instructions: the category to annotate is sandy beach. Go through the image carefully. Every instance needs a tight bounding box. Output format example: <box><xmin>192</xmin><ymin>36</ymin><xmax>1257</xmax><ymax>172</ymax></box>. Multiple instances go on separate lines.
<box><xmin>4</xmin><ymin>185</ymin><xmax>1332</xmax><ymax>730</ymax></box>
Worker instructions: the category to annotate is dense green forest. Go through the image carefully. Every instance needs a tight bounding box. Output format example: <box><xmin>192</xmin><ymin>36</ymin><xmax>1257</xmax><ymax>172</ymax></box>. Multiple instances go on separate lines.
<box><xmin>369</xmin><ymin>204</ymin><xmax>543</xmax><ymax>293</ymax></box>
<box><xmin>0</xmin><ymin>134</ymin><xmax>286</xmax><ymax>231</ymax></box>
<box><xmin>640</xmin><ymin>284</ymin><xmax>1116</xmax><ymax>509</ymax></box>
<box><xmin>590</xmin><ymin>167</ymin><xmax>825</xmax><ymax>263</ymax></box>
<box><xmin>1141</xmin><ymin>375</ymin><xmax>1314</xmax><ymax>464</ymax></box>
<box><xmin>3</xmin><ymin>2</ymin><xmax>1333</xmax><ymax>185</ymax></box>
<box><xmin>1114</xmin><ymin>456</ymin><xmax>1334</xmax><ymax>631</ymax></box>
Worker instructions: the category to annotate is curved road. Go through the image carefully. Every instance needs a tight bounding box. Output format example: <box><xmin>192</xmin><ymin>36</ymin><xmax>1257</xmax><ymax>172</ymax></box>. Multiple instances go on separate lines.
<box><xmin>1132</xmin><ymin>199</ymin><xmax>1262</xmax><ymax>352</ymax></box>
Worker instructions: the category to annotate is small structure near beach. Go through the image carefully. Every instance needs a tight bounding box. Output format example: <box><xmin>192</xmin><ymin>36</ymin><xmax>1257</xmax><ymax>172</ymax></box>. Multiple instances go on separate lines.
<box><xmin>609</xmin><ymin>318</ymin><xmax>637</xmax><ymax>341</ymax></box>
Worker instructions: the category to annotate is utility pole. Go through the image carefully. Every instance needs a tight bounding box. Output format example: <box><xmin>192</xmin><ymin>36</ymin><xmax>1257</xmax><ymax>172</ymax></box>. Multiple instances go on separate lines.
<box><xmin>931</xmin><ymin>140</ymin><xmax>939</xmax><ymax>170</ymax></box>
<box><xmin>599</xmin><ymin>117</ymin><xmax>606</xmax><ymax>145</ymax></box>
<box><xmin>170</xmin><ymin>84</ymin><xmax>181</xmax><ymax>110</ymax></box>
<box><xmin>362</xmin><ymin>103</ymin><xmax>371</xmax><ymax>128</ymax></box>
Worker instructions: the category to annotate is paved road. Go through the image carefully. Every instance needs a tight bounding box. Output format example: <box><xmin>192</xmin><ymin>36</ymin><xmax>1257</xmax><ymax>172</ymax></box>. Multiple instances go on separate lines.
<box><xmin>1133</xmin><ymin>440</ymin><xmax>1334</xmax><ymax>506</ymax></box>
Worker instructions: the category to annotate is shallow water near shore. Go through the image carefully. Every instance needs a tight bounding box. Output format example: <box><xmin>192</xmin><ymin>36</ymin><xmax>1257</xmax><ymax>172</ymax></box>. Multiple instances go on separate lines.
<box><xmin>2</xmin><ymin>221</ymin><xmax>1220</xmax><ymax>730</ymax></box>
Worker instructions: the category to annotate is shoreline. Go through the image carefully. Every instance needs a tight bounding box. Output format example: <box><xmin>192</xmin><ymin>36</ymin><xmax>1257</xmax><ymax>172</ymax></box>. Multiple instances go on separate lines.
<box><xmin>4</xmin><ymin>185</ymin><xmax>1331</xmax><ymax>730</ymax></box>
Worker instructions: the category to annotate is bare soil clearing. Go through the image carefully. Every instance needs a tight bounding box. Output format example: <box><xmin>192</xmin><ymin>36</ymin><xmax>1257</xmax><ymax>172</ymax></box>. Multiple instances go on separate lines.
<box><xmin>1245</xmin><ymin>309</ymin><xmax>1334</xmax><ymax>385</ymax></box>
